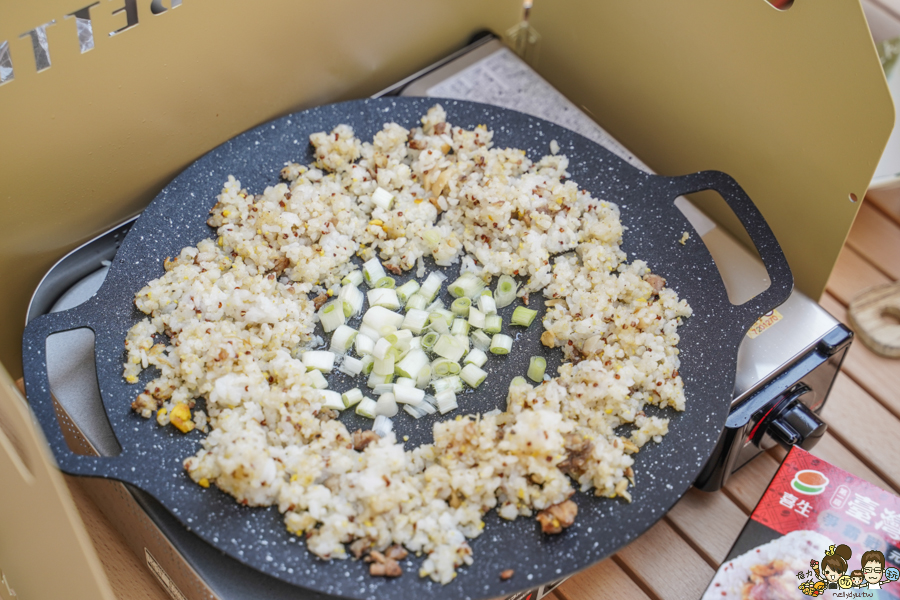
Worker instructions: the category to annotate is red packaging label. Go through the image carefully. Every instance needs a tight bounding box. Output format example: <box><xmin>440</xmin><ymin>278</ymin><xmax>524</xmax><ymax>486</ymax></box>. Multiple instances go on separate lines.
<box><xmin>751</xmin><ymin>447</ymin><xmax>900</xmax><ymax>596</ymax></box>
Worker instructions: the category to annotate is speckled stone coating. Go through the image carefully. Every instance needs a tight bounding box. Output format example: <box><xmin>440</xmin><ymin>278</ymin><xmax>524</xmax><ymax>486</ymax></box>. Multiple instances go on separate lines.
<box><xmin>22</xmin><ymin>97</ymin><xmax>793</xmax><ymax>600</ymax></box>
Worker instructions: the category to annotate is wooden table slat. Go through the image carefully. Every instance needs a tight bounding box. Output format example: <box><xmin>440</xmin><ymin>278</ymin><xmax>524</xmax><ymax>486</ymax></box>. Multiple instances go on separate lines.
<box><xmin>821</xmin><ymin>373</ymin><xmax>900</xmax><ymax>492</ymax></box>
<box><xmin>615</xmin><ymin>520</ymin><xmax>715</xmax><ymax>600</ymax></box>
<box><xmin>555</xmin><ymin>558</ymin><xmax>652</xmax><ymax>600</ymax></box>
<box><xmin>818</xmin><ymin>292</ymin><xmax>900</xmax><ymax>419</ymax></box>
<box><xmin>867</xmin><ymin>191</ymin><xmax>900</xmax><ymax>228</ymax></box>
<box><xmin>721</xmin><ymin>452</ymin><xmax>782</xmax><ymax>514</ymax></box>
<box><xmin>665</xmin><ymin>489</ymin><xmax>748</xmax><ymax>566</ymax></box>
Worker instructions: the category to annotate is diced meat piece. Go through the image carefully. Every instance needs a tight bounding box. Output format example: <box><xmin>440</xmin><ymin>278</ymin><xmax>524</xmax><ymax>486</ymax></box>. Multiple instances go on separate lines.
<box><xmin>643</xmin><ymin>273</ymin><xmax>666</xmax><ymax>294</ymax></box>
<box><xmin>408</xmin><ymin>139</ymin><xmax>426</xmax><ymax>150</ymax></box>
<box><xmin>272</xmin><ymin>256</ymin><xmax>290</xmax><ymax>277</ymax></box>
<box><xmin>131</xmin><ymin>393</ymin><xmax>158</xmax><ymax>418</ymax></box>
<box><xmin>500</xmin><ymin>569</ymin><xmax>515</xmax><ymax>580</ymax></box>
<box><xmin>313</xmin><ymin>293</ymin><xmax>328</xmax><ymax>310</ymax></box>
<box><xmin>318</xmin><ymin>408</ymin><xmax>339</xmax><ymax>421</ymax></box>
<box><xmin>349</xmin><ymin>539</ymin><xmax>371</xmax><ymax>559</ymax></box>
<box><xmin>368</xmin><ymin>550</ymin><xmax>402</xmax><ymax>577</ymax></box>
<box><xmin>557</xmin><ymin>433</ymin><xmax>594</xmax><ymax>478</ymax></box>
<box><xmin>434</xmin><ymin>122</ymin><xmax>448</xmax><ymax>135</ymax></box>
<box><xmin>352</xmin><ymin>429</ymin><xmax>380</xmax><ymax>451</ymax></box>
<box><xmin>384</xmin><ymin>263</ymin><xmax>402</xmax><ymax>275</ymax></box>
<box><xmin>385</xmin><ymin>545</ymin><xmax>408</xmax><ymax>560</ymax></box>
<box><xmin>536</xmin><ymin>500</ymin><xmax>578</xmax><ymax>534</ymax></box>
<box><xmin>540</xmin><ymin>331</ymin><xmax>557</xmax><ymax>348</ymax></box>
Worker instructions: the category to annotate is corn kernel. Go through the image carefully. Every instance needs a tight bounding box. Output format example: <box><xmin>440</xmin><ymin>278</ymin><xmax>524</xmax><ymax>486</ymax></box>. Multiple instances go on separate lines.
<box><xmin>198</xmin><ymin>478</ymin><xmax>210</xmax><ymax>488</ymax></box>
<box><xmin>369</xmin><ymin>219</ymin><xmax>384</xmax><ymax>226</ymax></box>
<box><xmin>170</xmin><ymin>403</ymin><xmax>195</xmax><ymax>434</ymax></box>
<box><xmin>222</xmin><ymin>210</ymin><xmax>231</xmax><ymax>217</ymax></box>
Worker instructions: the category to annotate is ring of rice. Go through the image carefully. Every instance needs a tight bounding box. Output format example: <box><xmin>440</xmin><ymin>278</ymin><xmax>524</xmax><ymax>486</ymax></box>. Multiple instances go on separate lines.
<box><xmin>122</xmin><ymin>105</ymin><xmax>692</xmax><ymax>583</ymax></box>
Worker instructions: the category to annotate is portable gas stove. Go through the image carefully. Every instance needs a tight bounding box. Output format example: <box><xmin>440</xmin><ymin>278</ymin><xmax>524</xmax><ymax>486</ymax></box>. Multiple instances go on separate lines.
<box><xmin>24</xmin><ymin>34</ymin><xmax>851</xmax><ymax>600</ymax></box>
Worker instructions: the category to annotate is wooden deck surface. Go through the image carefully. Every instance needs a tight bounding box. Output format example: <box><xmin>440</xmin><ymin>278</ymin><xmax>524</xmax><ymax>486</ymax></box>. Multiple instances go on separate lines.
<box><xmin>60</xmin><ymin>195</ymin><xmax>900</xmax><ymax>600</ymax></box>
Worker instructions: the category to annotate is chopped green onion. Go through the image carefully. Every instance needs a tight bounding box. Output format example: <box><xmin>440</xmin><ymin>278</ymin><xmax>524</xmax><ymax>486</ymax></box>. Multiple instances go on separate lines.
<box><xmin>435</xmin><ymin>390</ymin><xmax>458</xmax><ymax>414</ymax></box>
<box><xmin>431</xmin><ymin>375</ymin><xmax>463</xmax><ymax>394</ymax></box>
<box><xmin>464</xmin><ymin>348</ymin><xmax>488</xmax><ymax>368</ymax></box>
<box><xmin>511</xmin><ymin>306</ymin><xmax>538</xmax><ymax>327</ymax></box>
<box><xmin>368</xmin><ymin>288</ymin><xmax>400</xmax><ymax>310</ymax></box>
<box><xmin>394</xmin><ymin>385</ymin><xmax>425</xmax><ymax>405</ymax></box>
<box><xmin>363</xmin><ymin>306</ymin><xmax>404</xmax><ymax>330</ymax></box>
<box><xmin>494</xmin><ymin>275</ymin><xmax>518</xmax><ymax>309</ymax></box>
<box><xmin>373</xmin><ymin>383</ymin><xmax>395</xmax><ymax>396</ymax></box>
<box><xmin>373</xmin><ymin>354</ymin><xmax>395</xmax><ymax>376</ymax></box>
<box><xmin>419</xmin><ymin>271</ymin><xmax>447</xmax><ymax>302</ymax></box>
<box><xmin>402</xmin><ymin>309</ymin><xmax>429</xmax><ymax>335</ymax></box>
<box><xmin>342</xmin><ymin>387</ymin><xmax>364</xmax><ymax>407</ymax></box>
<box><xmin>428</xmin><ymin>315</ymin><xmax>449</xmax><ymax>334</ymax></box>
<box><xmin>490</xmin><ymin>334</ymin><xmax>513</xmax><ymax>355</ymax></box>
<box><xmin>372</xmin><ymin>186</ymin><xmax>394</xmax><ymax>210</ymax></box>
<box><xmin>396</xmin><ymin>280</ymin><xmax>420</xmax><ymax>304</ymax></box>
<box><xmin>375</xmin><ymin>393</ymin><xmax>398</xmax><ymax>417</ymax></box>
<box><xmin>367</xmin><ymin>371</ymin><xmax>392</xmax><ymax>388</ymax></box>
<box><xmin>363</xmin><ymin>258</ymin><xmax>387</xmax><ymax>288</ymax></box>
<box><xmin>425</xmin><ymin>298</ymin><xmax>445</xmax><ymax>313</ymax></box>
<box><xmin>470</xmin><ymin>329</ymin><xmax>491</xmax><ymax>352</ymax></box>
<box><xmin>421</xmin><ymin>331</ymin><xmax>439</xmax><ymax>350</ymax></box>
<box><xmin>481</xmin><ymin>289</ymin><xmax>493</xmax><ymax>298</ymax></box>
<box><xmin>395</xmin><ymin>377</ymin><xmax>416</xmax><ymax>387</ymax></box>
<box><xmin>319</xmin><ymin>301</ymin><xmax>345</xmax><ymax>333</ymax></box>
<box><xmin>484</xmin><ymin>314</ymin><xmax>502</xmax><ymax>334</ymax></box>
<box><xmin>396</xmin><ymin>349</ymin><xmax>429</xmax><ymax>379</ymax></box>
<box><xmin>420</xmin><ymin>396</ymin><xmax>438</xmax><ymax>413</ymax></box>
<box><xmin>431</xmin><ymin>358</ymin><xmax>455</xmax><ymax>376</ymax></box>
<box><xmin>329</xmin><ymin>325</ymin><xmax>358</xmax><ymax>355</ymax></box>
<box><xmin>355</xmin><ymin>334</ymin><xmax>375</xmax><ymax>356</ymax></box>
<box><xmin>303</xmin><ymin>350</ymin><xmax>335</xmax><ymax>372</ymax></box>
<box><xmin>373</xmin><ymin>415</ymin><xmax>393</xmax><ymax>438</ymax></box>
<box><xmin>477</xmin><ymin>295</ymin><xmax>497</xmax><ymax>315</ymax></box>
<box><xmin>527</xmin><ymin>356</ymin><xmax>547</xmax><ymax>382</ymax></box>
<box><xmin>342</xmin><ymin>270</ymin><xmax>364</xmax><ymax>287</ymax></box>
<box><xmin>460</xmin><ymin>364</ymin><xmax>487</xmax><ymax>388</ymax></box>
<box><xmin>358</xmin><ymin>323</ymin><xmax>380</xmax><ymax>341</ymax></box>
<box><xmin>359</xmin><ymin>354</ymin><xmax>374</xmax><ymax>374</ymax></box>
<box><xmin>405</xmin><ymin>293</ymin><xmax>428</xmax><ymax>311</ymax></box>
<box><xmin>338</xmin><ymin>355</ymin><xmax>363</xmax><ymax>377</ymax></box>
<box><xmin>433</xmin><ymin>334</ymin><xmax>465</xmax><ymax>362</ymax></box>
<box><xmin>468</xmin><ymin>307</ymin><xmax>486</xmax><ymax>329</ymax></box>
<box><xmin>380</xmin><ymin>325</ymin><xmax>398</xmax><ymax>338</ymax></box>
<box><xmin>374</xmin><ymin>276</ymin><xmax>396</xmax><ymax>289</ymax></box>
<box><xmin>356</xmin><ymin>396</ymin><xmax>378</xmax><ymax>418</ymax></box>
<box><xmin>338</xmin><ymin>284</ymin><xmax>364</xmax><ymax>318</ymax></box>
<box><xmin>404</xmin><ymin>403</ymin><xmax>428</xmax><ymax>419</ymax></box>
<box><xmin>373</xmin><ymin>338</ymin><xmax>392</xmax><ymax>360</ymax></box>
<box><xmin>451</xmin><ymin>297</ymin><xmax>471</xmax><ymax>317</ymax></box>
<box><xmin>416</xmin><ymin>364</ymin><xmax>432</xmax><ymax>388</ymax></box>
<box><xmin>449</xmin><ymin>272</ymin><xmax>485</xmax><ymax>299</ymax></box>
<box><xmin>433</xmin><ymin>308</ymin><xmax>454</xmax><ymax>326</ymax></box>
<box><xmin>322</xmin><ymin>390</ymin><xmax>345</xmax><ymax>411</ymax></box>
<box><xmin>450</xmin><ymin>318</ymin><xmax>469</xmax><ymax>337</ymax></box>
<box><xmin>307</xmin><ymin>369</ymin><xmax>328</xmax><ymax>389</ymax></box>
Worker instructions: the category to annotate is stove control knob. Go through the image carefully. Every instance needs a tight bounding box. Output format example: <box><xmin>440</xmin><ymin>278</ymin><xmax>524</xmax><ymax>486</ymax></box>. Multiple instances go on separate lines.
<box><xmin>767</xmin><ymin>385</ymin><xmax>826</xmax><ymax>450</ymax></box>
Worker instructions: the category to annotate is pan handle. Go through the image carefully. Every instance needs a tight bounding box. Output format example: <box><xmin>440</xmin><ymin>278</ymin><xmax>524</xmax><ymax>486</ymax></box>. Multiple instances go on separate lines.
<box><xmin>22</xmin><ymin>302</ymin><xmax>141</xmax><ymax>482</ymax></box>
<box><xmin>660</xmin><ymin>170</ymin><xmax>794</xmax><ymax>327</ymax></box>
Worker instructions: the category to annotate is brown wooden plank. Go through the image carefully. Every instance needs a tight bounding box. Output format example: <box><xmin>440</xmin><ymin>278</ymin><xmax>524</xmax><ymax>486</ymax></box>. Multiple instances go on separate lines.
<box><xmin>665</xmin><ymin>489</ymin><xmax>747</xmax><ymax>566</ymax></box>
<box><xmin>825</xmin><ymin>245</ymin><xmax>891</xmax><ymax>306</ymax></box>
<box><xmin>722</xmin><ymin>452</ymin><xmax>781</xmax><ymax>514</ymax></box>
<box><xmin>844</xmin><ymin>200</ymin><xmax>900</xmax><ymax>280</ymax></box>
<box><xmin>556</xmin><ymin>558</ymin><xmax>652</xmax><ymax>600</ymax></box>
<box><xmin>64</xmin><ymin>477</ymin><xmax>170</xmax><ymax>600</ymax></box>
<box><xmin>821</xmin><ymin>373</ymin><xmax>900</xmax><ymax>492</ymax></box>
<box><xmin>865</xmin><ymin>191</ymin><xmax>900</xmax><ymax>230</ymax></box>
<box><xmin>615</xmin><ymin>519</ymin><xmax>714</xmax><ymax>600</ymax></box>
<box><xmin>818</xmin><ymin>292</ymin><xmax>900</xmax><ymax>418</ymax></box>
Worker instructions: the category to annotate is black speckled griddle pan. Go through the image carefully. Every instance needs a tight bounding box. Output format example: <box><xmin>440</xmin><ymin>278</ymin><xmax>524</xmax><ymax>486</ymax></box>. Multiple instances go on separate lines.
<box><xmin>23</xmin><ymin>97</ymin><xmax>792</xmax><ymax>600</ymax></box>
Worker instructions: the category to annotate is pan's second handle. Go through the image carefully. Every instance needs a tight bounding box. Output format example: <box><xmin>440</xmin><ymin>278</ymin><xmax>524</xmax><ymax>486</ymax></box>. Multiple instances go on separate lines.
<box><xmin>662</xmin><ymin>170</ymin><xmax>794</xmax><ymax>326</ymax></box>
<box><xmin>22</xmin><ymin>303</ymin><xmax>137</xmax><ymax>481</ymax></box>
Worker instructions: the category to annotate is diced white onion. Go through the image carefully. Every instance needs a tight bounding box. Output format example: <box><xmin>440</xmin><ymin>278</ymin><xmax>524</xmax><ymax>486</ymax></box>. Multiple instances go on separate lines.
<box><xmin>468</xmin><ymin>307</ymin><xmax>485</xmax><ymax>329</ymax></box>
<box><xmin>464</xmin><ymin>348</ymin><xmax>488</xmax><ymax>368</ymax></box>
<box><xmin>372</xmin><ymin>187</ymin><xmax>395</xmax><ymax>211</ymax></box>
<box><xmin>363</xmin><ymin>258</ymin><xmax>387</xmax><ymax>288</ymax></box>
<box><xmin>396</xmin><ymin>280</ymin><xmax>420</xmax><ymax>304</ymax></box>
<box><xmin>435</xmin><ymin>390</ymin><xmax>458</xmax><ymax>414</ymax></box>
<box><xmin>477</xmin><ymin>295</ymin><xmax>497</xmax><ymax>315</ymax></box>
<box><xmin>396</xmin><ymin>349</ymin><xmax>430</xmax><ymax>378</ymax></box>
<box><xmin>342</xmin><ymin>270</ymin><xmax>364</xmax><ymax>287</ymax></box>
<box><xmin>419</xmin><ymin>271</ymin><xmax>447</xmax><ymax>301</ymax></box>
<box><xmin>373</xmin><ymin>414</ymin><xmax>394</xmax><ymax>437</ymax></box>
<box><xmin>338</xmin><ymin>284</ymin><xmax>364</xmax><ymax>317</ymax></box>
<box><xmin>356</xmin><ymin>396</ymin><xmax>377</xmax><ymax>418</ymax></box>
<box><xmin>460</xmin><ymin>364</ymin><xmax>487</xmax><ymax>388</ymax></box>
<box><xmin>394</xmin><ymin>385</ymin><xmax>425</xmax><ymax>405</ymax></box>
<box><xmin>321</xmin><ymin>390</ymin><xmax>345</xmax><ymax>411</ymax></box>
<box><xmin>342</xmin><ymin>388</ymin><xmax>364</xmax><ymax>407</ymax></box>
<box><xmin>363</xmin><ymin>306</ymin><xmax>404</xmax><ymax>330</ymax></box>
<box><xmin>373</xmin><ymin>338</ymin><xmax>393</xmax><ymax>360</ymax></box>
<box><xmin>433</xmin><ymin>335</ymin><xmax>465</xmax><ymax>362</ymax></box>
<box><xmin>307</xmin><ymin>369</ymin><xmax>328</xmax><ymax>389</ymax></box>
<box><xmin>402</xmin><ymin>309</ymin><xmax>429</xmax><ymax>334</ymax></box>
<box><xmin>355</xmin><ymin>334</ymin><xmax>375</xmax><ymax>356</ymax></box>
<box><xmin>319</xmin><ymin>300</ymin><xmax>345</xmax><ymax>333</ymax></box>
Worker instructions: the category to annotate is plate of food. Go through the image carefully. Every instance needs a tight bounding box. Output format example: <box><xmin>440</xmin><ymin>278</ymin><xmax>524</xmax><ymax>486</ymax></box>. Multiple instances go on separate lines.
<box><xmin>23</xmin><ymin>97</ymin><xmax>792</xmax><ymax>599</ymax></box>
